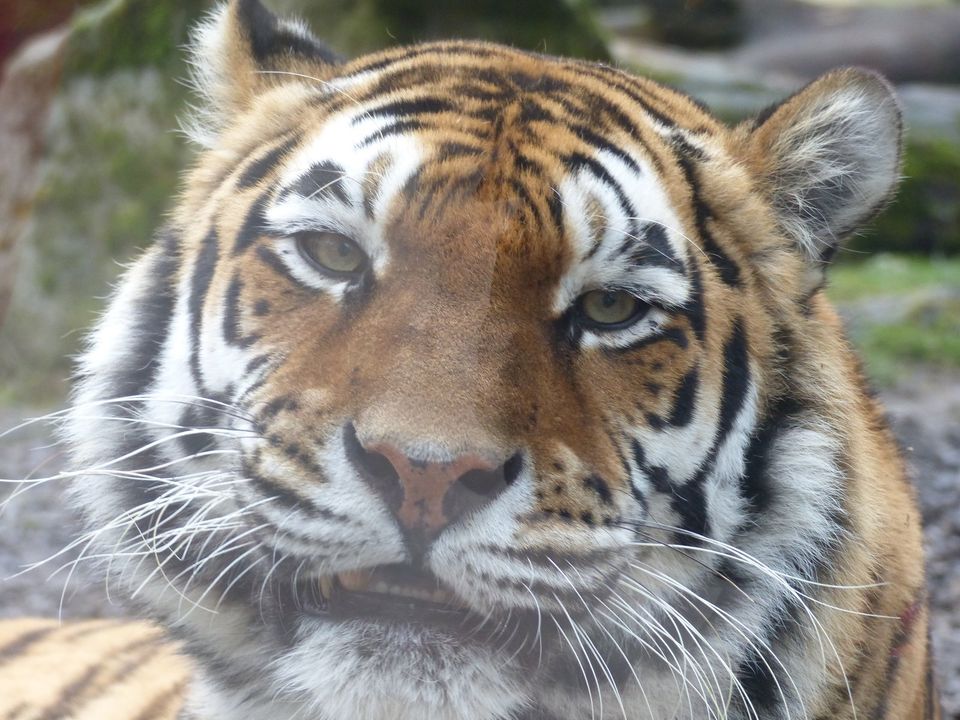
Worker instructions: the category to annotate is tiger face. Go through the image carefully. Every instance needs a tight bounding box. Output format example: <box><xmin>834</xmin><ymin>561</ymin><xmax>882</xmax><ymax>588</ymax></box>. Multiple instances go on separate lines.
<box><xmin>67</xmin><ymin>1</ymin><xmax>933</xmax><ymax>719</ymax></box>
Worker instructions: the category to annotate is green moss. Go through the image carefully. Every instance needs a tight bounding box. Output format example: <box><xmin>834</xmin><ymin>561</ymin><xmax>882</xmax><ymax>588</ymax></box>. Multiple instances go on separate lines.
<box><xmin>828</xmin><ymin>255</ymin><xmax>960</xmax><ymax>302</ymax></box>
<box><xmin>65</xmin><ymin>0</ymin><xmax>208</xmax><ymax>77</ymax></box>
<box><xmin>0</xmin><ymin>70</ymin><xmax>190</xmax><ymax>404</ymax></box>
<box><xmin>829</xmin><ymin>255</ymin><xmax>960</xmax><ymax>385</ymax></box>
<box><xmin>847</xmin><ymin>299</ymin><xmax>960</xmax><ymax>385</ymax></box>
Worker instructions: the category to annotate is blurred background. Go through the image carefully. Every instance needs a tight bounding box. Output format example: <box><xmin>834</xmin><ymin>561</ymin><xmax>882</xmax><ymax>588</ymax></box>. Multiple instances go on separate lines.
<box><xmin>0</xmin><ymin>0</ymin><xmax>957</xmax><ymax>714</ymax></box>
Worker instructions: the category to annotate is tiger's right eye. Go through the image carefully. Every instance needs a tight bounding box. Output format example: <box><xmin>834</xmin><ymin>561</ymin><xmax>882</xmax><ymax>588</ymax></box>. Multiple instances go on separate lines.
<box><xmin>296</xmin><ymin>232</ymin><xmax>367</xmax><ymax>277</ymax></box>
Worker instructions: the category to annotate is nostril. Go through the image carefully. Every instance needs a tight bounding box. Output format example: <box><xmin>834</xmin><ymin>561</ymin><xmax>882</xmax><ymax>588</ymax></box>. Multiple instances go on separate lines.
<box><xmin>360</xmin><ymin>449</ymin><xmax>397</xmax><ymax>482</ymax></box>
<box><xmin>459</xmin><ymin>467</ymin><xmax>505</xmax><ymax>497</ymax></box>
<box><xmin>344</xmin><ymin>424</ymin><xmax>402</xmax><ymax>510</ymax></box>
<box><xmin>444</xmin><ymin>452</ymin><xmax>523</xmax><ymax>525</ymax></box>
<box><xmin>458</xmin><ymin>452</ymin><xmax>522</xmax><ymax>497</ymax></box>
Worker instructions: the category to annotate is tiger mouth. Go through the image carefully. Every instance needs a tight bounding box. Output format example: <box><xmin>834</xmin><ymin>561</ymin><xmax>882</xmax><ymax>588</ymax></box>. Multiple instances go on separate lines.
<box><xmin>295</xmin><ymin>565</ymin><xmax>472</xmax><ymax>623</ymax></box>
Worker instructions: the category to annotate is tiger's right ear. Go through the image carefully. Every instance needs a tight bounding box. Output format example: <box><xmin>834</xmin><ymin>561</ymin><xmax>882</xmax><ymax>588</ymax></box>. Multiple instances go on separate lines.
<box><xmin>185</xmin><ymin>0</ymin><xmax>341</xmax><ymax>146</ymax></box>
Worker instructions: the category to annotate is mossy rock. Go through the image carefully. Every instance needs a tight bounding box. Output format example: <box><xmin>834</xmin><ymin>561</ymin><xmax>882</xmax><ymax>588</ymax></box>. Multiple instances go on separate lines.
<box><xmin>64</xmin><ymin>0</ymin><xmax>209</xmax><ymax>77</ymax></box>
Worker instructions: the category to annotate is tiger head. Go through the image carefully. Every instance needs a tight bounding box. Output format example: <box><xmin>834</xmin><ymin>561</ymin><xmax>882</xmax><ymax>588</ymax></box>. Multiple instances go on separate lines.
<box><xmin>67</xmin><ymin>1</ymin><xmax>908</xmax><ymax>718</ymax></box>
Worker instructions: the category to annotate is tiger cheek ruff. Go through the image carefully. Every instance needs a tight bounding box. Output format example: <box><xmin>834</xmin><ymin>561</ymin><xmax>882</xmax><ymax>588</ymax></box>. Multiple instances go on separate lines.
<box><xmin>8</xmin><ymin>0</ymin><xmax>937</xmax><ymax>718</ymax></box>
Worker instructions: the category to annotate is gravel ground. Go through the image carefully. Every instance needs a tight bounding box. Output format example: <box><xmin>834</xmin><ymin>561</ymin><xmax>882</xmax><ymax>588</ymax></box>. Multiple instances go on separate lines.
<box><xmin>1</xmin><ymin>373</ymin><xmax>958</xmax><ymax>715</ymax></box>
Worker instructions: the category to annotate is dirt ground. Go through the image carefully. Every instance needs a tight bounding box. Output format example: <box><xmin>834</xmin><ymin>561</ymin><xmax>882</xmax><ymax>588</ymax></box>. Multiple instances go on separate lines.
<box><xmin>1</xmin><ymin>369</ymin><xmax>958</xmax><ymax>716</ymax></box>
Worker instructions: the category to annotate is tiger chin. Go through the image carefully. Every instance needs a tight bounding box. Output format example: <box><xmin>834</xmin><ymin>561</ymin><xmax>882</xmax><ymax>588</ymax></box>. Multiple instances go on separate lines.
<box><xmin>14</xmin><ymin>0</ymin><xmax>939</xmax><ymax>718</ymax></box>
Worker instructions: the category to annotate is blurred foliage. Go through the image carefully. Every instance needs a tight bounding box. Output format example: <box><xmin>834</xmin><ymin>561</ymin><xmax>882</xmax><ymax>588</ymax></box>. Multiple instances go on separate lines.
<box><xmin>829</xmin><ymin>255</ymin><xmax>960</xmax><ymax>385</ymax></box>
<box><xmin>850</xmin><ymin>137</ymin><xmax>960</xmax><ymax>257</ymax></box>
<box><xmin>644</xmin><ymin>0</ymin><xmax>744</xmax><ymax>49</ymax></box>
<box><xmin>276</xmin><ymin>0</ymin><xmax>609</xmax><ymax>59</ymax></box>
<box><xmin>64</xmin><ymin>0</ymin><xmax>209</xmax><ymax>76</ymax></box>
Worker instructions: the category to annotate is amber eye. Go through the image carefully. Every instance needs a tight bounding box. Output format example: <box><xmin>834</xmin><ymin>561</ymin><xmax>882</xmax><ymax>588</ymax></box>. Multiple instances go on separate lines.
<box><xmin>296</xmin><ymin>232</ymin><xmax>367</xmax><ymax>276</ymax></box>
<box><xmin>579</xmin><ymin>289</ymin><xmax>647</xmax><ymax>329</ymax></box>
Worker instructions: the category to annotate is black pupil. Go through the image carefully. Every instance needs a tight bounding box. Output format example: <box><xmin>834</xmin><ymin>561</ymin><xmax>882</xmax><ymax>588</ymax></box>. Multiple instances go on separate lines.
<box><xmin>601</xmin><ymin>292</ymin><xmax>618</xmax><ymax>309</ymax></box>
<box><xmin>337</xmin><ymin>240</ymin><xmax>352</xmax><ymax>258</ymax></box>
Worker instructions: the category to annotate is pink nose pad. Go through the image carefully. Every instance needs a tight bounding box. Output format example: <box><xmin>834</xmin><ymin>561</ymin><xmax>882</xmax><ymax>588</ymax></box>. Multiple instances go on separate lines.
<box><xmin>366</xmin><ymin>444</ymin><xmax>499</xmax><ymax>536</ymax></box>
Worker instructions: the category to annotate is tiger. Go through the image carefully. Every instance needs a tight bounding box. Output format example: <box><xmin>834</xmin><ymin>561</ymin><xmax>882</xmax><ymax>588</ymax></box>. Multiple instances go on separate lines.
<box><xmin>0</xmin><ymin>0</ymin><xmax>941</xmax><ymax>718</ymax></box>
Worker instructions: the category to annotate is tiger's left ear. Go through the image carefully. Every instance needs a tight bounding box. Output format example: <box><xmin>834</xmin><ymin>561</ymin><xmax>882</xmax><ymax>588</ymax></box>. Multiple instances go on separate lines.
<box><xmin>186</xmin><ymin>0</ymin><xmax>341</xmax><ymax>146</ymax></box>
<box><xmin>739</xmin><ymin>68</ymin><xmax>902</xmax><ymax>269</ymax></box>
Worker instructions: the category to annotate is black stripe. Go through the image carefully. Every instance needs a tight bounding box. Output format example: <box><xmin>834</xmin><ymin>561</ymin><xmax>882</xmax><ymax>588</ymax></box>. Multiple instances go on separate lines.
<box><xmin>177</xmin><ymin>399</ymin><xmax>221</xmax><ymax>457</ymax></box>
<box><xmin>353</xmin><ymin>44</ymin><xmax>504</xmax><ymax>75</ymax></box>
<box><xmin>602</xmin><ymin>325</ymin><xmax>688</xmax><ymax>356</ymax></box>
<box><xmin>223</xmin><ymin>273</ymin><xmax>244</xmax><ymax>345</ymax></box>
<box><xmin>564</xmin><ymin>152</ymin><xmax>635</xmax><ymax>222</ymax></box>
<box><xmin>104</xmin><ymin>232</ymin><xmax>181</xmax><ymax>512</ymax></box>
<box><xmin>611</xmin><ymin>436</ymin><xmax>647</xmax><ymax>511</ymax></box>
<box><xmin>189</xmin><ymin>229</ymin><xmax>219</xmax><ymax>390</ymax></box>
<box><xmin>281</xmin><ymin>160</ymin><xmax>349</xmax><ymax>204</ymax></box>
<box><xmin>245</xmin><ymin>353</ymin><xmax>270</xmax><ymax>374</ymax></box>
<box><xmin>582</xmin><ymin>475</ymin><xmax>614</xmax><ymax>506</ymax></box>
<box><xmin>576</xmin><ymin>64</ymin><xmax>678</xmax><ymax>129</ymax></box>
<box><xmin>516</xmin><ymin>95</ymin><xmax>644</xmax><ymax>175</ymax></box>
<box><xmin>359</xmin><ymin>96</ymin><xmax>455</xmax><ymax>122</ymax></box>
<box><xmin>740</xmin><ymin>396</ymin><xmax>804</xmax><ymax>514</ymax></box>
<box><xmin>715</xmin><ymin>319</ymin><xmax>750</xmax><ymax>441</ymax></box>
<box><xmin>671</xmin><ymin>135</ymin><xmax>741</xmax><ymax>286</ymax></box>
<box><xmin>626</xmin><ymin>222</ymin><xmax>682</xmax><ymax>269</ymax></box>
<box><xmin>255</xmin><ymin>246</ymin><xmax>313</xmax><ymax>292</ymax></box>
<box><xmin>509</xmin><ymin>178</ymin><xmax>545</xmax><ymax>228</ymax></box>
<box><xmin>232</xmin><ymin>191</ymin><xmax>271</xmax><ymax>255</ymax></box>
<box><xmin>111</xmin><ymin>231</ymin><xmax>180</xmax><ymax>400</ymax></box>
<box><xmin>244</xmin><ymin>462</ymin><xmax>349</xmax><ymax>523</ymax></box>
<box><xmin>732</xmin><ymin>597</ymin><xmax>803</xmax><ymax>717</ymax></box>
<box><xmin>869</xmin><ymin>596</ymin><xmax>925</xmax><ymax>720</ymax></box>
<box><xmin>35</xmin><ymin>636</ymin><xmax>164</xmax><ymax>720</ymax></box>
<box><xmin>631</xmin><ymin>440</ymin><xmax>674</xmax><ymax>495</ymax></box>
<box><xmin>222</xmin><ymin>274</ymin><xmax>262</xmax><ymax>349</ymax></box>
<box><xmin>682</xmin><ymin>258</ymin><xmax>707</xmax><ymax>342</ymax></box>
<box><xmin>358</xmin><ymin>119</ymin><xmax>426</xmax><ymax>147</ymax></box>
<box><xmin>236</xmin><ymin>134</ymin><xmax>299</xmax><ymax>189</ymax></box>
<box><xmin>537</xmin><ymin>70</ymin><xmax>666</xmax><ymax>172</ymax></box>
<box><xmin>669</xmin><ymin>319</ymin><xmax>750</xmax><ymax>542</ymax></box>
<box><xmin>546</xmin><ymin>188</ymin><xmax>564</xmax><ymax>238</ymax></box>
<box><xmin>0</xmin><ymin>626</ymin><xmax>54</xmax><ymax>667</ymax></box>
<box><xmin>436</xmin><ymin>141</ymin><xmax>485</xmax><ymax>159</ymax></box>
<box><xmin>667</xmin><ymin>367</ymin><xmax>699</xmax><ymax>427</ymax></box>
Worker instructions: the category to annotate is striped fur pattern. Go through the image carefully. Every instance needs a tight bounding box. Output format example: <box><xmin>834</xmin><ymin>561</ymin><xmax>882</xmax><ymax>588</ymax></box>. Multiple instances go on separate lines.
<box><xmin>0</xmin><ymin>619</ymin><xmax>188</xmax><ymax>720</ymax></box>
<box><xmin>12</xmin><ymin>0</ymin><xmax>937</xmax><ymax>718</ymax></box>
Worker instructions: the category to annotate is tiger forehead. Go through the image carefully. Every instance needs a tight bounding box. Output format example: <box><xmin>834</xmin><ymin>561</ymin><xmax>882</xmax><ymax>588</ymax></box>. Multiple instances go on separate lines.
<box><xmin>333</xmin><ymin>40</ymin><xmax>720</xmax><ymax>135</ymax></box>
<box><xmin>297</xmin><ymin>42</ymin><xmax>723</xmax><ymax>179</ymax></box>
<box><xmin>257</xmin><ymin>44</ymin><xmax>708</xmax><ymax>306</ymax></box>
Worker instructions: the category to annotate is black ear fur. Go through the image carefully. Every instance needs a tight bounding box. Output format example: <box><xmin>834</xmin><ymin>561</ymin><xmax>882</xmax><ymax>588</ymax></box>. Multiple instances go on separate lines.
<box><xmin>235</xmin><ymin>0</ymin><xmax>341</xmax><ymax>66</ymax></box>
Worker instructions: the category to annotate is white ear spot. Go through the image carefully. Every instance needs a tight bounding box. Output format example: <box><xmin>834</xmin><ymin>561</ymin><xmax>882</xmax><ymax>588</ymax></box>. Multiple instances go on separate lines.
<box><xmin>752</xmin><ymin>69</ymin><xmax>902</xmax><ymax>263</ymax></box>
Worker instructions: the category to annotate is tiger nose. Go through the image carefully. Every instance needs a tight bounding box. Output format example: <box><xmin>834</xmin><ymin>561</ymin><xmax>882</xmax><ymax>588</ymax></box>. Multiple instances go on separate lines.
<box><xmin>345</xmin><ymin>425</ymin><xmax>520</xmax><ymax>542</ymax></box>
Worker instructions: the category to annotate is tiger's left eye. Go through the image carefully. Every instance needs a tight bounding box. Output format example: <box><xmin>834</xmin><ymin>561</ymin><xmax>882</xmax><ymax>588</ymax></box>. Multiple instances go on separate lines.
<box><xmin>296</xmin><ymin>232</ymin><xmax>367</xmax><ymax>276</ymax></box>
<box><xmin>579</xmin><ymin>290</ymin><xmax>647</xmax><ymax>329</ymax></box>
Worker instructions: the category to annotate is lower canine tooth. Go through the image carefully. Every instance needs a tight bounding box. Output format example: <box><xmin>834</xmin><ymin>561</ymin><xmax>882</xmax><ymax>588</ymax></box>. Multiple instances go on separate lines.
<box><xmin>338</xmin><ymin>570</ymin><xmax>370</xmax><ymax>592</ymax></box>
